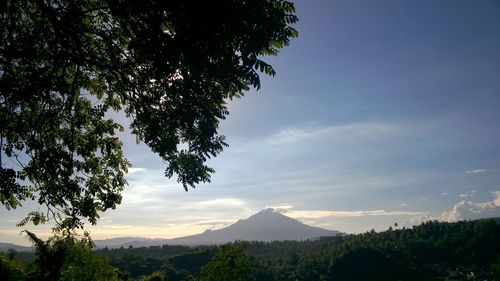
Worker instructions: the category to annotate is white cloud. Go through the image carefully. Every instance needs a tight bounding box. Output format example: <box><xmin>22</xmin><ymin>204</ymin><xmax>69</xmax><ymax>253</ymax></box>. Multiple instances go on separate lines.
<box><xmin>466</xmin><ymin>169</ymin><xmax>487</xmax><ymax>174</ymax></box>
<box><xmin>400</xmin><ymin>203</ymin><xmax>408</xmax><ymax>207</ymax></box>
<box><xmin>440</xmin><ymin>190</ymin><xmax>500</xmax><ymax>222</ymax></box>
<box><xmin>127</xmin><ymin>167</ymin><xmax>146</xmax><ymax>174</ymax></box>
<box><xmin>459</xmin><ymin>190</ymin><xmax>475</xmax><ymax>198</ymax></box>
<box><xmin>403</xmin><ymin>214</ymin><xmax>436</xmax><ymax>227</ymax></box>
<box><xmin>494</xmin><ymin>191</ymin><xmax>500</xmax><ymax>206</ymax></box>
<box><xmin>184</xmin><ymin>198</ymin><xmax>246</xmax><ymax>210</ymax></box>
<box><xmin>440</xmin><ymin>192</ymin><xmax>448</xmax><ymax>196</ymax></box>
<box><xmin>266</xmin><ymin>205</ymin><xmax>294</xmax><ymax>210</ymax></box>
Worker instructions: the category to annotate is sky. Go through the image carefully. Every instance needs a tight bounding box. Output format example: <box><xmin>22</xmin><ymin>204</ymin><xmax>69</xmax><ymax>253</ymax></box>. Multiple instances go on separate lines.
<box><xmin>2</xmin><ymin>0</ymin><xmax>500</xmax><ymax>245</ymax></box>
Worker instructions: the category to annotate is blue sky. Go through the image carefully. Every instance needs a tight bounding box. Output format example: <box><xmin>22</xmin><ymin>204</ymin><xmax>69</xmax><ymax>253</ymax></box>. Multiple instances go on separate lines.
<box><xmin>2</xmin><ymin>0</ymin><xmax>500</xmax><ymax>245</ymax></box>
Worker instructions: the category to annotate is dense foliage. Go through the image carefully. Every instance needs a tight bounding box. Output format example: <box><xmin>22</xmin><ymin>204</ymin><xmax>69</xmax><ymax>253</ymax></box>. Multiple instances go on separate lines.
<box><xmin>199</xmin><ymin>242</ymin><xmax>251</xmax><ymax>281</ymax></box>
<box><xmin>1</xmin><ymin>232</ymin><xmax>121</xmax><ymax>281</ymax></box>
<box><xmin>2</xmin><ymin>219</ymin><xmax>499</xmax><ymax>280</ymax></box>
<box><xmin>0</xmin><ymin>0</ymin><xmax>298</xmax><ymax>231</ymax></box>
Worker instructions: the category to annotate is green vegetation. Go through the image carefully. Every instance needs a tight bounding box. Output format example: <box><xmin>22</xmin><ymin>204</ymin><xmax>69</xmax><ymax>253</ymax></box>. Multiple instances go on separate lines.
<box><xmin>200</xmin><ymin>242</ymin><xmax>251</xmax><ymax>281</ymax></box>
<box><xmin>1</xmin><ymin>231</ymin><xmax>121</xmax><ymax>281</ymax></box>
<box><xmin>2</xmin><ymin>219</ymin><xmax>499</xmax><ymax>280</ymax></box>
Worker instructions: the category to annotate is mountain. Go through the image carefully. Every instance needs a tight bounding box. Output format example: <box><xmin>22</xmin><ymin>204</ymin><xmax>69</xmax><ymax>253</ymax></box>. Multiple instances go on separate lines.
<box><xmin>166</xmin><ymin>208</ymin><xmax>338</xmax><ymax>245</ymax></box>
<box><xmin>94</xmin><ymin>208</ymin><xmax>339</xmax><ymax>248</ymax></box>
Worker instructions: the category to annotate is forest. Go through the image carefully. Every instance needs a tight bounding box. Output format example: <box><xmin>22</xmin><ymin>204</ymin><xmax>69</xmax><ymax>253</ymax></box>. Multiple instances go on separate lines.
<box><xmin>1</xmin><ymin>218</ymin><xmax>499</xmax><ymax>281</ymax></box>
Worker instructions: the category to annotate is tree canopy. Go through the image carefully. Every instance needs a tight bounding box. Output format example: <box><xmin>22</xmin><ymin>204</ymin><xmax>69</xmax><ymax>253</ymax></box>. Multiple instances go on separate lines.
<box><xmin>200</xmin><ymin>242</ymin><xmax>250</xmax><ymax>281</ymax></box>
<box><xmin>0</xmin><ymin>0</ymin><xmax>298</xmax><ymax>231</ymax></box>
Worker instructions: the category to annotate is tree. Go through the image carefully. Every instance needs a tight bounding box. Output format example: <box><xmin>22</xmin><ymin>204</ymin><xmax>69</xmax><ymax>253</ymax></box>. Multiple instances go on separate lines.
<box><xmin>24</xmin><ymin>231</ymin><xmax>122</xmax><ymax>281</ymax></box>
<box><xmin>0</xmin><ymin>0</ymin><xmax>298</xmax><ymax>231</ymax></box>
<box><xmin>200</xmin><ymin>242</ymin><xmax>251</xmax><ymax>281</ymax></box>
<box><xmin>0</xmin><ymin>251</ymin><xmax>27</xmax><ymax>281</ymax></box>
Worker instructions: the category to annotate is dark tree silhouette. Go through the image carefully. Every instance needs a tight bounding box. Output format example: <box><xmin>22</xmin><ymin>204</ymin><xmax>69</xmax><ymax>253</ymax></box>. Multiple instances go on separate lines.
<box><xmin>0</xmin><ymin>0</ymin><xmax>298</xmax><ymax>231</ymax></box>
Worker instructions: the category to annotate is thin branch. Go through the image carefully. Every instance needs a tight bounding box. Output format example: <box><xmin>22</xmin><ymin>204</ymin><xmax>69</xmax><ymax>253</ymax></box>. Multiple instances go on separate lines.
<box><xmin>10</xmin><ymin>150</ymin><xmax>26</xmax><ymax>169</ymax></box>
<box><xmin>0</xmin><ymin>133</ymin><xmax>3</xmax><ymax>167</ymax></box>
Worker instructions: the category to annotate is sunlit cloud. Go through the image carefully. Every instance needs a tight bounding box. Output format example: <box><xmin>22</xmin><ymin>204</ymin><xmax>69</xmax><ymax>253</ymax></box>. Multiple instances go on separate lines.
<box><xmin>0</xmin><ymin>227</ymin><xmax>54</xmax><ymax>245</ymax></box>
<box><xmin>84</xmin><ymin>211</ymin><xmax>246</xmax><ymax>240</ymax></box>
<box><xmin>266</xmin><ymin>205</ymin><xmax>294</xmax><ymax>210</ymax></box>
<box><xmin>440</xmin><ymin>190</ymin><xmax>500</xmax><ymax>222</ymax></box>
<box><xmin>495</xmin><ymin>191</ymin><xmax>500</xmax><ymax>206</ymax></box>
<box><xmin>186</xmin><ymin>198</ymin><xmax>246</xmax><ymax>209</ymax></box>
<box><xmin>86</xmin><ymin>223</ymin><xmax>225</xmax><ymax>240</ymax></box>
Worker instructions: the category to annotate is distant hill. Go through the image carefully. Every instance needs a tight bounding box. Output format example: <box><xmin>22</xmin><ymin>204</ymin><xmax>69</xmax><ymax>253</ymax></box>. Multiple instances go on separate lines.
<box><xmin>0</xmin><ymin>243</ymin><xmax>32</xmax><ymax>252</ymax></box>
<box><xmin>94</xmin><ymin>208</ymin><xmax>339</xmax><ymax>248</ymax></box>
<box><xmin>93</xmin><ymin>237</ymin><xmax>165</xmax><ymax>249</ymax></box>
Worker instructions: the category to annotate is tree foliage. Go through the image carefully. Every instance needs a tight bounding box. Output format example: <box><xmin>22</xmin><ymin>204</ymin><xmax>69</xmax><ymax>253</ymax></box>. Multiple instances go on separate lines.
<box><xmin>200</xmin><ymin>242</ymin><xmax>251</xmax><ymax>281</ymax></box>
<box><xmin>0</xmin><ymin>251</ymin><xmax>27</xmax><ymax>281</ymax></box>
<box><xmin>5</xmin><ymin>231</ymin><xmax>121</xmax><ymax>281</ymax></box>
<box><xmin>0</xmin><ymin>0</ymin><xmax>298</xmax><ymax>230</ymax></box>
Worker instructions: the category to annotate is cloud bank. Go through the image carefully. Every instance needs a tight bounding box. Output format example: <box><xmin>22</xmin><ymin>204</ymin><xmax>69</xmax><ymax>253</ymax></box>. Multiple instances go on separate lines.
<box><xmin>440</xmin><ymin>191</ymin><xmax>500</xmax><ymax>222</ymax></box>
<box><xmin>275</xmin><ymin>208</ymin><xmax>426</xmax><ymax>219</ymax></box>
